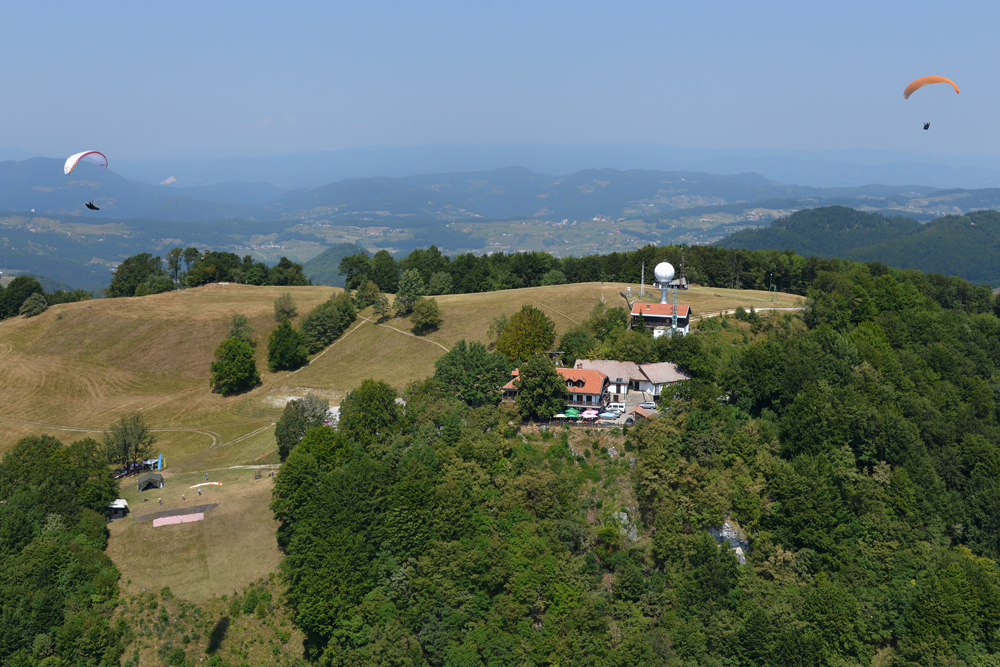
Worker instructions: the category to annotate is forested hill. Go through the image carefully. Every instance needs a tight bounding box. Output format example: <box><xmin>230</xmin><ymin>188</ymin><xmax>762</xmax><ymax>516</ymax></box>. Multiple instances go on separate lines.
<box><xmin>848</xmin><ymin>210</ymin><xmax>1000</xmax><ymax>285</ymax></box>
<box><xmin>302</xmin><ymin>243</ymin><xmax>370</xmax><ymax>287</ymax></box>
<box><xmin>266</xmin><ymin>259</ymin><xmax>1000</xmax><ymax>666</ymax></box>
<box><xmin>717</xmin><ymin>206</ymin><xmax>921</xmax><ymax>257</ymax></box>
<box><xmin>721</xmin><ymin>206</ymin><xmax>1000</xmax><ymax>286</ymax></box>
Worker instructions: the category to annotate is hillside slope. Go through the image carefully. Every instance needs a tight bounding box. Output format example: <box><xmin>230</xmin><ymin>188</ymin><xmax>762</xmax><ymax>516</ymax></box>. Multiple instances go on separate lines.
<box><xmin>718</xmin><ymin>205</ymin><xmax>921</xmax><ymax>256</ymax></box>
<box><xmin>302</xmin><ymin>242</ymin><xmax>370</xmax><ymax>287</ymax></box>
<box><xmin>719</xmin><ymin>206</ymin><xmax>1000</xmax><ymax>285</ymax></box>
<box><xmin>0</xmin><ymin>282</ymin><xmax>802</xmax><ymax>458</ymax></box>
<box><xmin>847</xmin><ymin>210</ymin><xmax>1000</xmax><ymax>284</ymax></box>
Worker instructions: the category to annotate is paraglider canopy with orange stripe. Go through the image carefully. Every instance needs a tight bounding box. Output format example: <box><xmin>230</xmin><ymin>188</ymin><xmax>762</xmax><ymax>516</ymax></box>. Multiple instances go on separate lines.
<box><xmin>904</xmin><ymin>77</ymin><xmax>959</xmax><ymax>99</ymax></box>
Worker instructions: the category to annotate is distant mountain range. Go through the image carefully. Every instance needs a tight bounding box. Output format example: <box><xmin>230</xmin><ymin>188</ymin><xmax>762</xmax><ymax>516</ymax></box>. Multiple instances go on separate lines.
<box><xmin>102</xmin><ymin>144</ymin><xmax>1000</xmax><ymax>190</ymax></box>
<box><xmin>719</xmin><ymin>206</ymin><xmax>1000</xmax><ymax>286</ymax></box>
<box><xmin>0</xmin><ymin>156</ymin><xmax>970</xmax><ymax>224</ymax></box>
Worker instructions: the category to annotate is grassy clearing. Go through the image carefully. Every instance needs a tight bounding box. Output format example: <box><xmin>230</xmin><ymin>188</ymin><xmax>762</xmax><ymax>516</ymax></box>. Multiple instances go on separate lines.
<box><xmin>107</xmin><ymin>467</ymin><xmax>280</xmax><ymax>604</ymax></box>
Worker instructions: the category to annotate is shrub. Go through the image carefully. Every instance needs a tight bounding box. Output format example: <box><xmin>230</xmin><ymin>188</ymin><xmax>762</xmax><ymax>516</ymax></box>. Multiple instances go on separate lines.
<box><xmin>18</xmin><ymin>292</ymin><xmax>48</xmax><ymax>317</ymax></box>
<box><xmin>273</xmin><ymin>293</ymin><xmax>297</xmax><ymax>322</ymax></box>
<box><xmin>228</xmin><ymin>314</ymin><xmax>256</xmax><ymax>348</ymax></box>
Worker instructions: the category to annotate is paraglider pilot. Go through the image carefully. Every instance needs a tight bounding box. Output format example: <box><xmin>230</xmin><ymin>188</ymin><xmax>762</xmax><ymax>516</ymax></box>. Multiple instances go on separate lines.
<box><xmin>923</xmin><ymin>123</ymin><xmax>930</xmax><ymax>130</ymax></box>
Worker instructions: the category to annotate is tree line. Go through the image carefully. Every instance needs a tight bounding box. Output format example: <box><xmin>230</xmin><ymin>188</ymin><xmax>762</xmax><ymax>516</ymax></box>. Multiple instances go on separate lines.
<box><xmin>336</xmin><ymin>241</ymin><xmax>996</xmax><ymax>304</ymax></box>
<box><xmin>0</xmin><ymin>275</ymin><xmax>91</xmax><ymax>320</ymax></box>
<box><xmin>105</xmin><ymin>249</ymin><xmax>310</xmax><ymax>298</ymax></box>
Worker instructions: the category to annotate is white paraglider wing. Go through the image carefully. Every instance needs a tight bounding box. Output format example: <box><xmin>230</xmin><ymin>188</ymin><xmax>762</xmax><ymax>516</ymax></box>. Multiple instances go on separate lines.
<box><xmin>64</xmin><ymin>151</ymin><xmax>108</xmax><ymax>175</ymax></box>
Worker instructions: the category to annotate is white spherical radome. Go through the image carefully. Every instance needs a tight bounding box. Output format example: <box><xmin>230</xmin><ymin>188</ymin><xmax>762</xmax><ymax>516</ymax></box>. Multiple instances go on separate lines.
<box><xmin>653</xmin><ymin>262</ymin><xmax>674</xmax><ymax>283</ymax></box>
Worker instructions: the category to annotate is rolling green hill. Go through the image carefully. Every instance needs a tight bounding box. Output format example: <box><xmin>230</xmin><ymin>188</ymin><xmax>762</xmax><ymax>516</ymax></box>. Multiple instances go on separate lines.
<box><xmin>720</xmin><ymin>206</ymin><xmax>1000</xmax><ymax>285</ymax></box>
<box><xmin>302</xmin><ymin>242</ymin><xmax>370</xmax><ymax>287</ymax></box>
<box><xmin>848</xmin><ymin>210</ymin><xmax>1000</xmax><ymax>284</ymax></box>
<box><xmin>718</xmin><ymin>206</ymin><xmax>921</xmax><ymax>256</ymax></box>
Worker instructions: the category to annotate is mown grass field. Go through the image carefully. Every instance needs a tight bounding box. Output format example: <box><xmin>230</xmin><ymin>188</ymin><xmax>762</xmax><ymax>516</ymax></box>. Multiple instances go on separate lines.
<box><xmin>107</xmin><ymin>467</ymin><xmax>280</xmax><ymax>603</ymax></box>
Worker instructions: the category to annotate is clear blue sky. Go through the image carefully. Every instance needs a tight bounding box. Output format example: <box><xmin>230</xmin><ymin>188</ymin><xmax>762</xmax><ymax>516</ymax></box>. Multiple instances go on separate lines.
<box><xmin>3</xmin><ymin>0</ymin><xmax>997</xmax><ymax>160</ymax></box>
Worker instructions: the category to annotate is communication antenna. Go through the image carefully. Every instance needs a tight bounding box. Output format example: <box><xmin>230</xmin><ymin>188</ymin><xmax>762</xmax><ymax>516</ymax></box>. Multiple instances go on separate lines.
<box><xmin>654</xmin><ymin>262</ymin><xmax>678</xmax><ymax>331</ymax></box>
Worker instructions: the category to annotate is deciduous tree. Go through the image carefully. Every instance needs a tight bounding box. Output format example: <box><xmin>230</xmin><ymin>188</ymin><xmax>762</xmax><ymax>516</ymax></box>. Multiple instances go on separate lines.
<box><xmin>267</xmin><ymin>319</ymin><xmax>308</xmax><ymax>371</ymax></box>
<box><xmin>395</xmin><ymin>269</ymin><xmax>425</xmax><ymax>316</ymax></box>
<box><xmin>210</xmin><ymin>338</ymin><xmax>261</xmax><ymax>396</ymax></box>
<box><xmin>229</xmin><ymin>314</ymin><xmax>256</xmax><ymax>348</ymax></box>
<box><xmin>434</xmin><ymin>340</ymin><xmax>511</xmax><ymax>407</ymax></box>
<box><xmin>513</xmin><ymin>354</ymin><xmax>566</xmax><ymax>419</ymax></box>
<box><xmin>495</xmin><ymin>305</ymin><xmax>555</xmax><ymax>361</ymax></box>
<box><xmin>274</xmin><ymin>293</ymin><xmax>297</xmax><ymax>322</ymax></box>
<box><xmin>410</xmin><ymin>297</ymin><xmax>441</xmax><ymax>334</ymax></box>
<box><xmin>18</xmin><ymin>292</ymin><xmax>47</xmax><ymax>318</ymax></box>
<box><xmin>275</xmin><ymin>394</ymin><xmax>329</xmax><ymax>461</ymax></box>
<box><xmin>339</xmin><ymin>379</ymin><xmax>401</xmax><ymax>446</ymax></box>
<box><xmin>102</xmin><ymin>411</ymin><xmax>156</xmax><ymax>470</ymax></box>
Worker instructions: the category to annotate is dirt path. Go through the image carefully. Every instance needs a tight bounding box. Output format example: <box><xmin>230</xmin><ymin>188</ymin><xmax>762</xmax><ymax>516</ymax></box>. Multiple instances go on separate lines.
<box><xmin>537</xmin><ymin>303</ymin><xmax>580</xmax><ymax>325</ymax></box>
<box><xmin>359</xmin><ymin>316</ymin><xmax>450</xmax><ymax>352</ymax></box>
<box><xmin>289</xmin><ymin>317</ymin><xmax>368</xmax><ymax>375</ymax></box>
<box><xmin>693</xmin><ymin>306</ymin><xmax>804</xmax><ymax>320</ymax></box>
<box><xmin>0</xmin><ymin>415</ymin><xmax>275</xmax><ymax>449</ymax></box>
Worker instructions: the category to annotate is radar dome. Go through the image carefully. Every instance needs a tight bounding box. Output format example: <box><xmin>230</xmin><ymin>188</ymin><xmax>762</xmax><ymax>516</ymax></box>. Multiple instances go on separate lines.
<box><xmin>654</xmin><ymin>262</ymin><xmax>675</xmax><ymax>283</ymax></box>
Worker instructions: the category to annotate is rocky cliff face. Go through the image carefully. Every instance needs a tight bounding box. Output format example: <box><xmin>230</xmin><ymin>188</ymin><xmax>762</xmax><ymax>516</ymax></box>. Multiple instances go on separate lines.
<box><xmin>709</xmin><ymin>519</ymin><xmax>750</xmax><ymax>565</ymax></box>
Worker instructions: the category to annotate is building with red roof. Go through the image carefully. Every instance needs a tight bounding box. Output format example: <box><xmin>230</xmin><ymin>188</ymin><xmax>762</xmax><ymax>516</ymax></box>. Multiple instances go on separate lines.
<box><xmin>503</xmin><ymin>367</ymin><xmax>609</xmax><ymax>407</ymax></box>
<box><xmin>630</xmin><ymin>301</ymin><xmax>692</xmax><ymax>335</ymax></box>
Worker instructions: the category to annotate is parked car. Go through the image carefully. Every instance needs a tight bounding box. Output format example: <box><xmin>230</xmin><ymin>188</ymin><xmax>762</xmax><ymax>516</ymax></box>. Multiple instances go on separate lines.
<box><xmin>638</xmin><ymin>402</ymin><xmax>656</xmax><ymax>410</ymax></box>
<box><xmin>607</xmin><ymin>402</ymin><xmax>626</xmax><ymax>414</ymax></box>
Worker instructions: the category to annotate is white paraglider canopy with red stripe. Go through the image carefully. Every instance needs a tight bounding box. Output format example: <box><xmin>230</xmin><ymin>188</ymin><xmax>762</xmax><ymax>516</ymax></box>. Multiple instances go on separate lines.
<box><xmin>64</xmin><ymin>151</ymin><xmax>108</xmax><ymax>175</ymax></box>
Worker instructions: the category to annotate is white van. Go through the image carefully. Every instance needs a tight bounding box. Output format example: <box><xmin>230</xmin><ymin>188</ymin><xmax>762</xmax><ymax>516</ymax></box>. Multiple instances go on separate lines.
<box><xmin>607</xmin><ymin>402</ymin><xmax>626</xmax><ymax>415</ymax></box>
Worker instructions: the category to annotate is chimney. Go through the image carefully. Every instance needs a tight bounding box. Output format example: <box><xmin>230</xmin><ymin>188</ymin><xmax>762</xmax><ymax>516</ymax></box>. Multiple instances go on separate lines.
<box><xmin>576</xmin><ymin>362</ymin><xmax>583</xmax><ymax>369</ymax></box>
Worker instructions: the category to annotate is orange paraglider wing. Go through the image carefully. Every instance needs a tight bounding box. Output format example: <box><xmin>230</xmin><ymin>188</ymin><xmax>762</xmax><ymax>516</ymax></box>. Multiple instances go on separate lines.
<box><xmin>904</xmin><ymin>76</ymin><xmax>960</xmax><ymax>99</ymax></box>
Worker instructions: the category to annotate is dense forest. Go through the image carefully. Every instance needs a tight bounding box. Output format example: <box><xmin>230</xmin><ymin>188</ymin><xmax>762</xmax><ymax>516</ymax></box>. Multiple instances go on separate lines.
<box><xmin>267</xmin><ymin>256</ymin><xmax>1000</xmax><ymax>666</ymax></box>
<box><xmin>721</xmin><ymin>207</ymin><xmax>1000</xmax><ymax>286</ymax></box>
<box><xmin>104</xmin><ymin>248</ymin><xmax>310</xmax><ymax>298</ymax></box>
<box><xmin>0</xmin><ymin>435</ymin><xmax>127</xmax><ymax>666</ymax></box>
<box><xmin>717</xmin><ymin>206</ymin><xmax>921</xmax><ymax>258</ymax></box>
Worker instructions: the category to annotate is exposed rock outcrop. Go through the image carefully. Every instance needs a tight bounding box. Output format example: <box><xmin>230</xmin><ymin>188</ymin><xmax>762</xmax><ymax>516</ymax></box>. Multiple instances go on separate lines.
<box><xmin>710</xmin><ymin>518</ymin><xmax>749</xmax><ymax>565</ymax></box>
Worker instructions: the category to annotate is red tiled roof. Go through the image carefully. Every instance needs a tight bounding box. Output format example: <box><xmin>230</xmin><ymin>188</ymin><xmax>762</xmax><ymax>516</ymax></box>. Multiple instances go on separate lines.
<box><xmin>629</xmin><ymin>406</ymin><xmax>657</xmax><ymax>419</ymax></box>
<box><xmin>504</xmin><ymin>367</ymin><xmax>609</xmax><ymax>395</ymax></box>
<box><xmin>630</xmin><ymin>302</ymin><xmax>691</xmax><ymax>318</ymax></box>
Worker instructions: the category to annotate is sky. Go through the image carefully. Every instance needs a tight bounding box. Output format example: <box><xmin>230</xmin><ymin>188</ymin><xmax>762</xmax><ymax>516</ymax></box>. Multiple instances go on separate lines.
<box><xmin>3</xmin><ymin>0</ymin><xmax>999</xmax><ymax>161</ymax></box>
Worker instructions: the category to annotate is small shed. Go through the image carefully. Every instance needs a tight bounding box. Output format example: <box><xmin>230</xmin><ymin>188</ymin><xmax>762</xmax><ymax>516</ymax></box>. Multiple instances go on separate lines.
<box><xmin>137</xmin><ymin>472</ymin><xmax>164</xmax><ymax>492</ymax></box>
<box><xmin>107</xmin><ymin>498</ymin><xmax>129</xmax><ymax>520</ymax></box>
